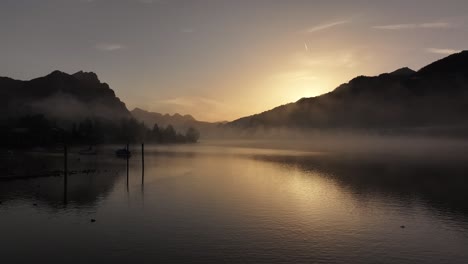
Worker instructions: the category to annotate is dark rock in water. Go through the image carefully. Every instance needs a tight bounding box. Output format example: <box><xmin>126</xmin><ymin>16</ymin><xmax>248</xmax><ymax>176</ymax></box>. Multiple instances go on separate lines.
<box><xmin>90</xmin><ymin>219</ymin><xmax>96</xmax><ymax>223</ymax></box>
<box><xmin>33</xmin><ymin>203</ymin><xmax>37</xmax><ymax>206</ymax></box>
<box><xmin>400</xmin><ymin>225</ymin><xmax>406</xmax><ymax>228</ymax></box>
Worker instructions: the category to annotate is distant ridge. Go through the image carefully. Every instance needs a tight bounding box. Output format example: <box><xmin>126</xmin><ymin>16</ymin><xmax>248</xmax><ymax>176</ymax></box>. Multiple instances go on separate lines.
<box><xmin>131</xmin><ymin>107</ymin><xmax>196</xmax><ymax>127</ymax></box>
<box><xmin>389</xmin><ymin>67</ymin><xmax>415</xmax><ymax>76</ymax></box>
<box><xmin>131</xmin><ymin>107</ymin><xmax>222</xmax><ymax>136</ymax></box>
<box><xmin>229</xmin><ymin>50</ymin><xmax>468</xmax><ymax>133</ymax></box>
<box><xmin>132</xmin><ymin>107</ymin><xmax>196</xmax><ymax>122</ymax></box>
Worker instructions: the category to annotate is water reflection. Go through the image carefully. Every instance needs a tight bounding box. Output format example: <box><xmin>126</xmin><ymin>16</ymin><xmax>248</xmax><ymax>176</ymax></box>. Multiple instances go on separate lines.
<box><xmin>1</xmin><ymin>145</ymin><xmax>468</xmax><ymax>263</ymax></box>
<box><xmin>253</xmin><ymin>153</ymin><xmax>468</xmax><ymax>220</ymax></box>
<box><xmin>0</xmin><ymin>150</ymin><xmax>125</xmax><ymax>209</ymax></box>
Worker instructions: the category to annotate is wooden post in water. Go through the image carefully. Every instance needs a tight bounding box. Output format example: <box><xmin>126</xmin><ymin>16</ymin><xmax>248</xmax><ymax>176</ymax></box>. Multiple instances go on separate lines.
<box><xmin>141</xmin><ymin>143</ymin><xmax>145</xmax><ymax>185</ymax></box>
<box><xmin>64</xmin><ymin>145</ymin><xmax>68</xmax><ymax>204</ymax></box>
<box><xmin>126</xmin><ymin>143</ymin><xmax>129</xmax><ymax>189</ymax></box>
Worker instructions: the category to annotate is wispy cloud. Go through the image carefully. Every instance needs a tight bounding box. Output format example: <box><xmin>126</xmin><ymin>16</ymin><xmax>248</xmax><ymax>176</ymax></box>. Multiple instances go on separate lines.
<box><xmin>426</xmin><ymin>48</ymin><xmax>461</xmax><ymax>55</ymax></box>
<box><xmin>305</xmin><ymin>20</ymin><xmax>349</xmax><ymax>33</ymax></box>
<box><xmin>180</xmin><ymin>28</ymin><xmax>195</xmax><ymax>33</ymax></box>
<box><xmin>139</xmin><ymin>0</ymin><xmax>157</xmax><ymax>4</ymax></box>
<box><xmin>158</xmin><ymin>96</ymin><xmax>224</xmax><ymax>109</ymax></box>
<box><xmin>83</xmin><ymin>0</ymin><xmax>160</xmax><ymax>3</ymax></box>
<box><xmin>96</xmin><ymin>43</ymin><xmax>125</xmax><ymax>51</ymax></box>
<box><xmin>273</xmin><ymin>70</ymin><xmax>317</xmax><ymax>82</ymax></box>
<box><xmin>294</xmin><ymin>51</ymin><xmax>361</xmax><ymax>68</ymax></box>
<box><xmin>373</xmin><ymin>22</ymin><xmax>452</xmax><ymax>30</ymax></box>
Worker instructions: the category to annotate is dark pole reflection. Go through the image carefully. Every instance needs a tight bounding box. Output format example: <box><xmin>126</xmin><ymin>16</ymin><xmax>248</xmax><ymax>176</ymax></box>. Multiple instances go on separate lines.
<box><xmin>141</xmin><ymin>143</ymin><xmax>145</xmax><ymax>185</ymax></box>
<box><xmin>63</xmin><ymin>144</ymin><xmax>68</xmax><ymax>206</ymax></box>
<box><xmin>126</xmin><ymin>143</ymin><xmax>129</xmax><ymax>193</ymax></box>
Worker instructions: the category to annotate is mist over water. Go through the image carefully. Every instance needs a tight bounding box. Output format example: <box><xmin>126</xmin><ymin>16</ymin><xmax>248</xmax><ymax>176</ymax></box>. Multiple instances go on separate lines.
<box><xmin>3</xmin><ymin>1</ymin><xmax>468</xmax><ymax>262</ymax></box>
<box><xmin>2</xmin><ymin>142</ymin><xmax>468</xmax><ymax>263</ymax></box>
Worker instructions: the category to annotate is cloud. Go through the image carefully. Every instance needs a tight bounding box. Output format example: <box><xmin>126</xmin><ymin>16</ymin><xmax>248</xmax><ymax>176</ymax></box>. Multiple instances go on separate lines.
<box><xmin>373</xmin><ymin>22</ymin><xmax>452</xmax><ymax>30</ymax></box>
<box><xmin>83</xmin><ymin>0</ymin><xmax>159</xmax><ymax>4</ymax></box>
<box><xmin>305</xmin><ymin>20</ymin><xmax>349</xmax><ymax>33</ymax></box>
<box><xmin>426</xmin><ymin>48</ymin><xmax>461</xmax><ymax>55</ymax></box>
<box><xmin>294</xmin><ymin>51</ymin><xmax>361</xmax><ymax>68</ymax></box>
<box><xmin>159</xmin><ymin>96</ymin><xmax>223</xmax><ymax>108</ymax></box>
<box><xmin>273</xmin><ymin>70</ymin><xmax>317</xmax><ymax>82</ymax></box>
<box><xmin>180</xmin><ymin>28</ymin><xmax>195</xmax><ymax>33</ymax></box>
<box><xmin>96</xmin><ymin>43</ymin><xmax>125</xmax><ymax>51</ymax></box>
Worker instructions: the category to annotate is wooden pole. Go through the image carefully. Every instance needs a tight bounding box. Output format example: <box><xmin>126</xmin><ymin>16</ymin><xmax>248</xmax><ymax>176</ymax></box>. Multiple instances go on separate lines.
<box><xmin>126</xmin><ymin>143</ymin><xmax>129</xmax><ymax>189</ymax></box>
<box><xmin>64</xmin><ymin>145</ymin><xmax>68</xmax><ymax>204</ymax></box>
<box><xmin>141</xmin><ymin>143</ymin><xmax>144</xmax><ymax>185</ymax></box>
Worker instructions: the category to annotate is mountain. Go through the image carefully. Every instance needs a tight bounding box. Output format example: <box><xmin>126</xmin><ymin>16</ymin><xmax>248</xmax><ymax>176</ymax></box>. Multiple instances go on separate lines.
<box><xmin>0</xmin><ymin>70</ymin><xmax>130</xmax><ymax>121</ymax></box>
<box><xmin>131</xmin><ymin>108</ymin><xmax>221</xmax><ymax>136</ymax></box>
<box><xmin>131</xmin><ymin>107</ymin><xmax>195</xmax><ymax>128</ymax></box>
<box><xmin>228</xmin><ymin>51</ymin><xmax>468</xmax><ymax>134</ymax></box>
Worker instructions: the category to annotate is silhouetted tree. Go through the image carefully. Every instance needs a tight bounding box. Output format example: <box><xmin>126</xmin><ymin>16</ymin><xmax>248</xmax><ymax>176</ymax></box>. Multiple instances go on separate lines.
<box><xmin>176</xmin><ymin>132</ymin><xmax>187</xmax><ymax>143</ymax></box>
<box><xmin>1</xmin><ymin>116</ymin><xmax>201</xmax><ymax>147</ymax></box>
<box><xmin>185</xmin><ymin>127</ymin><xmax>200</xmax><ymax>143</ymax></box>
<box><xmin>151</xmin><ymin>123</ymin><xmax>162</xmax><ymax>143</ymax></box>
<box><xmin>162</xmin><ymin>125</ymin><xmax>177</xmax><ymax>143</ymax></box>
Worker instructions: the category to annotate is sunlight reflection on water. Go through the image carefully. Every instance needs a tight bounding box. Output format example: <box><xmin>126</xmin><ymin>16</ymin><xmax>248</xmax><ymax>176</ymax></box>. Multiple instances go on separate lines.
<box><xmin>1</xmin><ymin>144</ymin><xmax>468</xmax><ymax>263</ymax></box>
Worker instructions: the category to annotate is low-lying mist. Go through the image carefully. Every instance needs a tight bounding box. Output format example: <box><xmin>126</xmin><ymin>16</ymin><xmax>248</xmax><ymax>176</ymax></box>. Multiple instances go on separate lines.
<box><xmin>29</xmin><ymin>92</ymin><xmax>129</xmax><ymax>121</ymax></box>
<box><xmin>201</xmin><ymin>126</ymin><xmax>468</xmax><ymax>159</ymax></box>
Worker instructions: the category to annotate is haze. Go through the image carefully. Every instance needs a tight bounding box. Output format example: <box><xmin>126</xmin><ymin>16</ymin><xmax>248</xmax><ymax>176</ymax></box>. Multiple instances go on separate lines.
<box><xmin>2</xmin><ymin>0</ymin><xmax>468</xmax><ymax>121</ymax></box>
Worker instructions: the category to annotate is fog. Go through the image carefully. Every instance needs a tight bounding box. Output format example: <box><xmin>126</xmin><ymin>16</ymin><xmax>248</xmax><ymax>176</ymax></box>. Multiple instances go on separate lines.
<box><xmin>29</xmin><ymin>92</ymin><xmax>128</xmax><ymax>122</ymax></box>
<box><xmin>200</xmin><ymin>126</ymin><xmax>468</xmax><ymax>159</ymax></box>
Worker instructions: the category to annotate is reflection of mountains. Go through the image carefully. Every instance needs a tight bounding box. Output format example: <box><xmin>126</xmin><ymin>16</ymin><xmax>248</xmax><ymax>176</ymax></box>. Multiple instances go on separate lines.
<box><xmin>0</xmin><ymin>153</ymin><xmax>126</xmax><ymax>209</ymax></box>
<box><xmin>253</xmin><ymin>153</ymin><xmax>468</xmax><ymax>218</ymax></box>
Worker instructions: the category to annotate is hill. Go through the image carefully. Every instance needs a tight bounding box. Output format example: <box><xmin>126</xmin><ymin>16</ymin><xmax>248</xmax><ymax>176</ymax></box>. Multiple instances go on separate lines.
<box><xmin>131</xmin><ymin>108</ymin><xmax>222</xmax><ymax>137</ymax></box>
<box><xmin>228</xmin><ymin>51</ymin><xmax>468</xmax><ymax>134</ymax></box>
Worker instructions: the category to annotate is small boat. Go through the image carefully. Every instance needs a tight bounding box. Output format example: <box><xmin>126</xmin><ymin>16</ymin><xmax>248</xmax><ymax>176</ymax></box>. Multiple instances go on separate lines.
<box><xmin>115</xmin><ymin>148</ymin><xmax>131</xmax><ymax>158</ymax></box>
<box><xmin>79</xmin><ymin>146</ymin><xmax>97</xmax><ymax>155</ymax></box>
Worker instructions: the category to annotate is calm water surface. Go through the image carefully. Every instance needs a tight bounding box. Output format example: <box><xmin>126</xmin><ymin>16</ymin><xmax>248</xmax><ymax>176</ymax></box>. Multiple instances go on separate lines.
<box><xmin>1</xmin><ymin>144</ymin><xmax>468</xmax><ymax>263</ymax></box>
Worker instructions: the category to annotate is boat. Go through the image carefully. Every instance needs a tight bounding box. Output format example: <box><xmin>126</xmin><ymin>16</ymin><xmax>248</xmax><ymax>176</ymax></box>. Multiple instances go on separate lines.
<box><xmin>79</xmin><ymin>146</ymin><xmax>97</xmax><ymax>155</ymax></box>
<box><xmin>115</xmin><ymin>148</ymin><xmax>131</xmax><ymax>158</ymax></box>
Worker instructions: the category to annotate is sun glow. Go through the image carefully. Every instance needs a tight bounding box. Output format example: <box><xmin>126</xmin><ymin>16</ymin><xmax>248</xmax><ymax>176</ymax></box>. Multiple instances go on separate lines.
<box><xmin>265</xmin><ymin>70</ymin><xmax>336</xmax><ymax>106</ymax></box>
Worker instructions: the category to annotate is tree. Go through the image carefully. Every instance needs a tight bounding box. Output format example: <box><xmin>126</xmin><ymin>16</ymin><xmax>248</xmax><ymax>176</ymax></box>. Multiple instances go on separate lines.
<box><xmin>162</xmin><ymin>125</ymin><xmax>177</xmax><ymax>142</ymax></box>
<box><xmin>185</xmin><ymin>127</ymin><xmax>200</xmax><ymax>143</ymax></box>
<box><xmin>151</xmin><ymin>123</ymin><xmax>161</xmax><ymax>143</ymax></box>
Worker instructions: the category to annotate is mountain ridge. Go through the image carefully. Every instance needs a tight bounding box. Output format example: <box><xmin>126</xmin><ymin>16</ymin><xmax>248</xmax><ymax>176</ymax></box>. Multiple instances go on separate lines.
<box><xmin>0</xmin><ymin>70</ymin><xmax>130</xmax><ymax>121</ymax></box>
<box><xmin>130</xmin><ymin>108</ymin><xmax>221</xmax><ymax>136</ymax></box>
<box><xmin>228</xmin><ymin>51</ymin><xmax>468</xmax><ymax>132</ymax></box>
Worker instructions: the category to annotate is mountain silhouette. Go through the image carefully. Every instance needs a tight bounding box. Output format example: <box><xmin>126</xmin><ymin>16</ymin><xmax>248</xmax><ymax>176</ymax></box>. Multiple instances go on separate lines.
<box><xmin>0</xmin><ymin>70</ymin><xmax>130</xmax><ymax>121</ymax></box>
<box><xmin>131</xmin><ymin>107</ymin><xmax>221</xmax><ymax>135</ymax></box>
<box><xmin>229</xmin><ymin>51</ymin><xmax>468</xmax><ymax>134</ymax></box>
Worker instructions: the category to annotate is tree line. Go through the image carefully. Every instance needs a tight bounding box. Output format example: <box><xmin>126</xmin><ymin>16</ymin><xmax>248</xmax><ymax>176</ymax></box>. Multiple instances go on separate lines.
<box><xmin>0</xmin><ymin>115</ymin><xmax>200</xmax><ymax>148</ymax></box>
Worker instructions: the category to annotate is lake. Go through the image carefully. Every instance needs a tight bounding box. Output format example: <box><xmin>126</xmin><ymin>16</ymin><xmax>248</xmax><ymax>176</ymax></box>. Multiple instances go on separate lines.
<box><xmin>1</xmin><ymin>143</ymin><xmax>468</xmax><ymax>263</ymax></box>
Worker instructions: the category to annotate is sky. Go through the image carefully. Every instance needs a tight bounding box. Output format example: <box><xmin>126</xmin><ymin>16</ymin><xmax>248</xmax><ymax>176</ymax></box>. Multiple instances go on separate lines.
<box><xmin>2</xmin><ymin>0</ymin><xmax>468</xmax><ymax>121</ymax></box>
